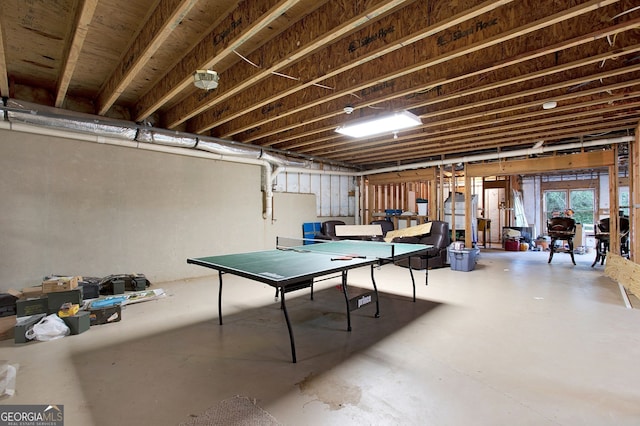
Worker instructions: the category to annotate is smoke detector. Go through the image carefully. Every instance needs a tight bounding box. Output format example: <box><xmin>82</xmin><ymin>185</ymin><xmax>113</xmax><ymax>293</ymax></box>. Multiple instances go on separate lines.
<box><xmin>193</xmin><ymin>70</ymin><xmax>219</xmax><ymax>90</ymax></box>
<box><xmin>344</xmin><ymin>105</ymin><xmax>354</xmax><ymax>114</ymax></box>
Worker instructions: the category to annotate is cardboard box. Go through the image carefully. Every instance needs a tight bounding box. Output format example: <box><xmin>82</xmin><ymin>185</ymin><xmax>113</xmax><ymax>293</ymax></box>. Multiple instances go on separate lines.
<box><xmin>47</xmin><ymin>288</ymin><xmax>83</xmax><ymax>314</ymax></box>
<box><xmin>14</xmin><ymin>313</ymin><xmax>46</xmax><ymax>344</ymax></box>
<box><xmin>16</xmin><ymin>296</ymin><xmax>48</xmax><ymax>317</ymax></box>
<box><xmin>62</xmin><ymin>311</ymin><xmax>90</xmax><ymax>335</ymax></box>
<box><xmin>89</xmin><ymin>305</ymin><xmax>121</xmax><ymax>326</ymax></box>
<box><xmin>0</xmin><ymin>315</ymin><xmax>16</xmax><ymax>340</ymax></box>
<box><xmin>22</xmin><ymin>285</ymin><xmax>44</xmax><ymax>299</ymax></box>
<box><xmin>42</xmin><ymin>276</ymin><xmax>79</xmax><ymax>293</ymax></box>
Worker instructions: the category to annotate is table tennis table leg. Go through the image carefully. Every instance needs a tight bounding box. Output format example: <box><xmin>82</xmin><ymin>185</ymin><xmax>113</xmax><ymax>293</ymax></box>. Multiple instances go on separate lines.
<box><xmin>369</xmin><ymin>265</ymin><xmax>380</xmax><ymax>318</ymax></box>
<box><xmin>406</xmin><ymin>263</ymin><xmax>417</xmax><ymax>302</ymax></box>
<box><xmin>278</xmin><ymin>287</ymin><xmax>297</xmax><ymax>363</ymax></box>
<box><xmin>341</xmin><ymin>267</ymin><xmax>381</xmax><ymax>332</ymax></box>
<box><xmin>423</xmin><ymin>257</ymin><xmax>429</xmax><ymax>287</ymax></box>
<box><xmin>217</xmin><ymin>271</ymin><xmax>224</xmax><ymax>325</ymax></box>
<box><xmin>340</xmin><ymin>270</ymin><xmax>353</xmax><ymax>332</ymax></box>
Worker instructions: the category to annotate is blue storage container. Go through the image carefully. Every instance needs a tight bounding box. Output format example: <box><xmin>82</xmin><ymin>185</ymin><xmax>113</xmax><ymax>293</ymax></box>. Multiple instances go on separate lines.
<box><xmin>448</xmin><ymin>247</ymin><xmax>480</xmax><ymax>272</ymax></box>
<box><xmin>384</xmin><ymin>209</ymin><xmax>402</xmax><ymax>216</ymax></box>
<box><xmin>302</xmin><ymin>222</ymin><xmax>321</xmax><ymax>244</ymax></box>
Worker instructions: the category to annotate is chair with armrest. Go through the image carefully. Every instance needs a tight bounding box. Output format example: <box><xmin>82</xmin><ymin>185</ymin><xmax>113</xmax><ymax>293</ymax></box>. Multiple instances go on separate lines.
<box><xmin>620</xmin><ymin>216</ymin><xmax>630</xmax><ymax>258</ymax></box>
<box><xmin>314</xmin><ymin>220</ymin><xmax>346</xmax><ymax>241</ymax></box>
<box><xmin>393</xmin><ymin>220</ymin><xmax>451</xmax><ymax>269</ymax></box>
<box><xmin>591</xmin><ymin>217</ymin><xmax>630</xmax><ymax>266</ymax></box>
<box><xmin>547</xmin><ymin>217</ymin><xmax>576</xmax><ymax>265</ymax></box>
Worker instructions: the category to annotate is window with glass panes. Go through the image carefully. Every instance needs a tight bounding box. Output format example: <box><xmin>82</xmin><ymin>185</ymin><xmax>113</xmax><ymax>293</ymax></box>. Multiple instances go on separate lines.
<box><xmin>544</xmin><ymin>189</ymin><xmax>595</xmax><ymax>225</ymax></box>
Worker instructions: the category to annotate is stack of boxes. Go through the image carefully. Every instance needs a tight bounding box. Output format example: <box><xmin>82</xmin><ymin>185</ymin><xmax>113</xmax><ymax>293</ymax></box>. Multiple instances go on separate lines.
<box><xmin>2</xmin><ymin>274</ymin><xmax>151</xmax><ymax>344</ymax></box>
<box><xmin>0</xmin><ymin>291</ymin><xmax>20</xmax><ymax>341</ymax></box>
<box><xmin>13</xmin><ymin>276</ymin><xmax>90</xmax><ymax>343</ymax></box>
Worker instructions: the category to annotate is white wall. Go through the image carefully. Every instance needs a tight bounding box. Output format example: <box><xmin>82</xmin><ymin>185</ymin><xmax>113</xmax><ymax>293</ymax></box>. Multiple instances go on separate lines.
<box><xmin>0</xmin><ymin>128</ymin><xmax>319</xmax><ymax>291</ymax></box>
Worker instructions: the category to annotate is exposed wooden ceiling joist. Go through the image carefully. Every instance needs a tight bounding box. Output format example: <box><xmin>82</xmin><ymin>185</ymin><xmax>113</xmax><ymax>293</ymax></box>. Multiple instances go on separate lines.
<box><xmin>1</xmin><ymin>0</ymin><xmax>638</xmax><ymax>170</ymax></box>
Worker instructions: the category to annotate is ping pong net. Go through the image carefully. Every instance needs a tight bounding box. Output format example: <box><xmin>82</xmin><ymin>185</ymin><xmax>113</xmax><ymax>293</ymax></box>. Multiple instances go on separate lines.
<box><xmin>275</xmin><ymin>236</ymin><xmax>400</xmax><ymax>261</ymax></box>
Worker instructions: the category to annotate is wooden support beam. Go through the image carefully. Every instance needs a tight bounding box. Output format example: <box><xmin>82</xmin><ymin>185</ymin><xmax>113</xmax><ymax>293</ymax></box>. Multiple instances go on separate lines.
<box><xmin>609</xmin><ymin>144</ymin><xmax>620</xmax><ymax>255</ymax></box>
<box><xmin>186</xmin><ymin>0</ymin><xmax>513</xmax><ymax>134</ymax></box>
<box><xmin>464</xmin><ymin>166</ymin><xmax>473</xmax><ymax>248</ymax></box>
<box><xmin>245</xmin><ymin>18</ymin><xmax>640</xmax><ymax>146</ymax></box>
<box><xmin>366</xmin><ymin>168</ymin><xmax>438</xmax><ymax>185</ymax></box>
<box><xmin>135</xmin><ymin>0</ymin><xmax>307</xmax><ymax>122</ymax></box>
<box><xmin>439</xmin><ymin>163</ymin><xmax>445</xmax><ymax>222</ymax></box>
<box><xmin>429</xmin><ymin>174</ymin><xmax>438</xmax><ymax>221</ymax></box>
<box><xmin>55</xmin><ymin>0</ymin><xmax>99</xmax><ymax>108</ymax></box>
<box><xmin>0</xmin><ymin>18</ymin><xmax>8</xmax><ymax>97</ymax></box>
<box><xmin>273</xmin><ymin>85</ymin><xmax>640</xmax><ymax>155</ymax></box>
<box><xmin>632</xmin><ymin>121</ymin><xmax>640</xmax><ymax>262</ymax></box>
<box><xmin>316</xmin><ymin>112</ymin><xmax>640</xmax><ymax>162</ymax></box>
<box><xmin>466</xmin><ymin>150</ymin><xmax>616</xmax><ymax>177</ymax></box>
<box><xmin>161</xmin><ymin>0</ymin><xmax>415</xmax><ymax>129</ymax></box>
<box><xmin>212</xmin><ymin>0</ymin><xmax>622</xmax><ymax>142</ymax></box>
<box><xmin>97</xmin><ymin>0</ymin><xmax>200</xmax><ymax>115</ymax></box>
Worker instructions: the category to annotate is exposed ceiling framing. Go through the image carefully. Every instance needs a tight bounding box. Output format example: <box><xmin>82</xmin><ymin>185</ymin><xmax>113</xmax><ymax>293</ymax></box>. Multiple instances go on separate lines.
<box><xmin>1</xmin><ymin>0</ymin><xmax>639</xmax><ymax>170</ymax></box>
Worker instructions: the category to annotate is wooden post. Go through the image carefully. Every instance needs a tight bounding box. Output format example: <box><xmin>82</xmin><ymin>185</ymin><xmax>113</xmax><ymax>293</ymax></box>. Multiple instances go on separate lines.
<box><xmin>632</xmin><ymin>123</ymin><xmax>640</xmax><ymax>262</ymax></box>
<box><xmin>465</xmin><ymin>165</ymin><xmax>473</xmax><ymax>248</ymax></box>
<box><xmin>609</xmin><ymin>144</ymin><xmax>620</xmax><ymax>255</ymax></box>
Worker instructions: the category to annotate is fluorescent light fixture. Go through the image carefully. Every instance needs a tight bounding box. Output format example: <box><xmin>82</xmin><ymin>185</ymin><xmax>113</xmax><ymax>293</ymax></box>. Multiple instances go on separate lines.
<box><xmin>542</xmin><ymin>101</ymin><xmax>557</xmax><ymax>110</ymax></box>
<box><xmin>335</xmin><ymin>110</ymin><xmax>422</xmax><ymax>138</ymax></box>
<box><xmin>193</xmin><ymin>70</ymin><xmax>219</xmax><ymax>90</ymax></box>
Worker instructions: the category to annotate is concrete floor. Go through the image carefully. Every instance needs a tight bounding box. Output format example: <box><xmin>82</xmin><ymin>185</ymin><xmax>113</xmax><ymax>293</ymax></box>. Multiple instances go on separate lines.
<box><xmin>3</xmin><ymin>248</ymin><xmax>640</xmax><ymax>425</ymax></box>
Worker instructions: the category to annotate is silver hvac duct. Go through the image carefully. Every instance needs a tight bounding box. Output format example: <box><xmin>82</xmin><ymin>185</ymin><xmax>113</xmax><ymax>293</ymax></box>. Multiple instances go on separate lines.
<box><xmin>2</xmin><ymin>99</ymin><xmax>306</xmax><ymax>168</ymax></box>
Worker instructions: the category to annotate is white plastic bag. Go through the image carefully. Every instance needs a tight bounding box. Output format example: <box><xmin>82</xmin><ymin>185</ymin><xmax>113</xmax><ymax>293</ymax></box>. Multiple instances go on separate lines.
<box><xmin>25</xmin><ymin>314</ymin><xmax>70</xmax><ymax>342</ymax></box>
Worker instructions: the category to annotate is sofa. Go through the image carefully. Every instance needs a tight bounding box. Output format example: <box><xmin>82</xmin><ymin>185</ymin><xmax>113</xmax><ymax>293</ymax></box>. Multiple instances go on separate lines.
<box><xmin>392</xmin><ymin>220</ymin><xmax>451</xmax><ymax>269</ymax></box>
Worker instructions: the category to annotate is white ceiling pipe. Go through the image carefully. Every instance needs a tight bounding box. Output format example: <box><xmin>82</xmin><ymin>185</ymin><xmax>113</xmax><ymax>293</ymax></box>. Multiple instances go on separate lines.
<box><xmin>280</xmin><ymin>167</ymin><xmax>359</xmax><ymax>177</ymax></box>
<box><xmin>263</xmin><ymin>162</ymin><xmax>274</xmax><ymax>221</ymax></box>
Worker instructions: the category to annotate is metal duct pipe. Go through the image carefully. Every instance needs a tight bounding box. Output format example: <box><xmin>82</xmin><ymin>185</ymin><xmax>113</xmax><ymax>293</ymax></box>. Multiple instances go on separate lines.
<box><xmin>1</xmin><ymin>99</ymin><xmax>306</xmax><ymax>168</ymax></box>
<box><xmin>136</xmin><ymin>128</ymin><xmax>197</xmax><ymax>148</ymax></box>
<box><xmin>5</xmin><ymin>101</ymin><xmax>138</xmax><ymax>140</ymax></box>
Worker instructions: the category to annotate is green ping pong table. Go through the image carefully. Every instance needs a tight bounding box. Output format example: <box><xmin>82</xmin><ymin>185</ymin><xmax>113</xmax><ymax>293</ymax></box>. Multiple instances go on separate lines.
<box><xmin>187</xmin><ymin>238</ymin><xmax>431</xmax><ymax>363</ymax></box>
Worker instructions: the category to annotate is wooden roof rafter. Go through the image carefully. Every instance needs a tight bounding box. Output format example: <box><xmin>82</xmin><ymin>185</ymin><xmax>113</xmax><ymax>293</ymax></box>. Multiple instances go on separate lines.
<box><xmin>55</xmin><ymin>0</ymin><xmax>99</xmax><ymax>108</ymax></box>
<box><xmin>133</xmin><ymin>0</ymin><xmax>311</xmax><ymax>122</ymax></box>
<box><xmin>183</xmin><ymin>0</ymin><xmax>515</xmax><ymax>134</ymax></box>
<box><xmin>226</xmin><ymin>1</ymin><xmax>632</xmax><ymax>146</ymax></box>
